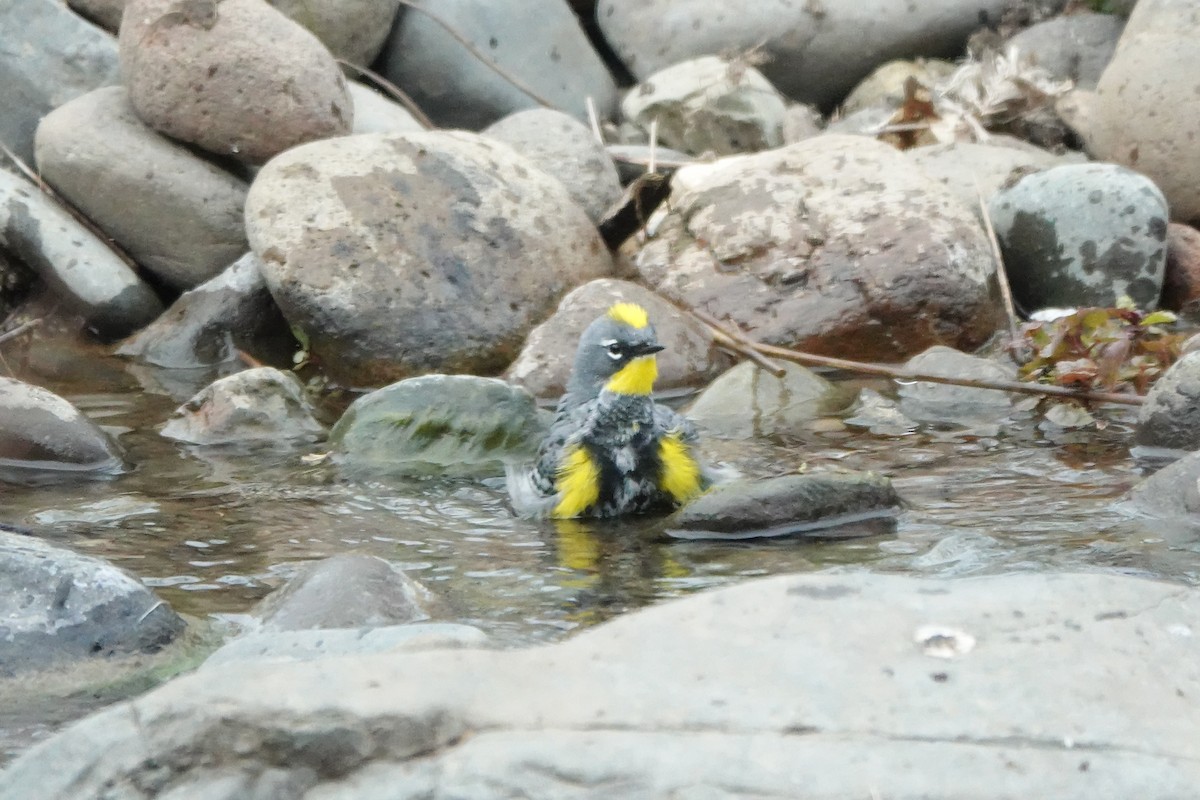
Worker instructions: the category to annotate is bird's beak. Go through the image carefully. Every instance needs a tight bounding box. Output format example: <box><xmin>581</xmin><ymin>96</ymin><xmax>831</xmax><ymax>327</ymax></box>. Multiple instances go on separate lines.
<box><xmin>634</xmin><ymin>343</ymin><xmax>665</xmax><ymax>356</ymax></box>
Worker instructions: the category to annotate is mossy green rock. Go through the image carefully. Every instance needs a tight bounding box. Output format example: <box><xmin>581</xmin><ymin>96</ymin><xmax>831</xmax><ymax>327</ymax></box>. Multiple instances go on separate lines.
<box><xmin>330</xmin><ymin>375</ymin><xmax>546</xmax><ymax>477</ymax></box>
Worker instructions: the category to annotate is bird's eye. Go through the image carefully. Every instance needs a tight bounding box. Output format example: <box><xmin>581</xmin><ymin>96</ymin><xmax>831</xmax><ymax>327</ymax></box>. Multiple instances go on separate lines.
<box><xmin>601</xmin><ymin>340</ymin><xmax>624</xmax><ymax>360</ymax></box>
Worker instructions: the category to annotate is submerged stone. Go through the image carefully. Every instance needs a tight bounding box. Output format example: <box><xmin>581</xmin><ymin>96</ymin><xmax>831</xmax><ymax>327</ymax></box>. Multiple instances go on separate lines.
<box><xmin>160</xmin><ymin>367</ymin><xmax>324</xmax><ymax>445</ymax></box>
<box><xmin>687</xmin><ymin>361</ymin><xmax>853</xmax><ymax>439</ymax></box>
<box><xmin>0</xmin><ymin>377</ymin><xmax>124</xmax><ymax>476</ymax></box>
<box><xmin>330</xmin><ymin>375</ymin><xmax>546</xmax><ymax>477</ymax></box>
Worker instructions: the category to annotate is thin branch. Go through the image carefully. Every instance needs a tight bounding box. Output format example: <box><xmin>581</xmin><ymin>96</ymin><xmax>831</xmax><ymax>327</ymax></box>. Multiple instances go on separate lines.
<box><xmin>0</xmin><ymin>318</ymin><xmax>42</xmax><ymax>346</ymax></box>
<box><xmin>585</xmin><ymin>96</ymin><xmax>603</xmax><ymax>146</ymax></box>
<box><xmin>337</xmin><ymin>59</ymin><xmax>435</xmax><ymax>130</ymax></box>
<box><xmin>690</xmin><ymin>308</ymin><xmax>786</xmax><ymax>376</ymax></box>
<box><xmin>975</xmin><ymin>179</ymin><xmax>1020</xmax><ymax>341</ymax></box>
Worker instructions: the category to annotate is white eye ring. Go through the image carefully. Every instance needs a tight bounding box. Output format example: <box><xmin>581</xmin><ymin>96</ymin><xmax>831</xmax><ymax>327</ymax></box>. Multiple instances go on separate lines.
<box><xmin>600</xmin><ymin>339</ymin><xmax>623</xmax><ymax>360</ymax></box>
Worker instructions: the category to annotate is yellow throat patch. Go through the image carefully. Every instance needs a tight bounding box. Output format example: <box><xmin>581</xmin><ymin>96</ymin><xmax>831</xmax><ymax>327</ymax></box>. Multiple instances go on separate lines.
<box><xmin>607</xmin><ymin>302</ymin><xmax>649</xmax><ymax>329</ymax></box>
<box><xmin>604</xmin><ymin>355</ymin><xmax>658</xmax><ymax>395</ymax></box>
<box><xmin>553</xmin><ymin>444</ymin><xmax>601</xmax><ymax>519</ymax></box>
<box><xmin>658</xmin><ymin>432</ymin><xmax>702</xmax><ymax>504</ymax></box>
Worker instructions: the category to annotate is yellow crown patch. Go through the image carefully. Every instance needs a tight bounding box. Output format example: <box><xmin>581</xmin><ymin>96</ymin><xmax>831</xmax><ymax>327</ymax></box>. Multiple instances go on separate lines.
<box><xmin>607</xmin><ymin>302</ymin><xmax>649</xmax><ymax>329</ymax></box>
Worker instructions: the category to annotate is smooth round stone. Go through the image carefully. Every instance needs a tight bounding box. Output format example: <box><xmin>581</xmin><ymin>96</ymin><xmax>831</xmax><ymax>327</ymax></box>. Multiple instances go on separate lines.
<box><xmin>160</xmin><ymin>367</ymin><xmax>324</xmax><ymax>445</ymax></box>
<box><xmin>0</xmin><ymin>376</ymin><xmax>124</xmax><ymax>476</ymax></box>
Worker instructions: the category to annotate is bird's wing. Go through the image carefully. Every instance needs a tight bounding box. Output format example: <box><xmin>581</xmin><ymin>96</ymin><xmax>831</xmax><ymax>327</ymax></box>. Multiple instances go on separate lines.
<box><xmin>508</xmin><ymin>400</ymin><xmax>598</xmax><ymax>518</ymax></box>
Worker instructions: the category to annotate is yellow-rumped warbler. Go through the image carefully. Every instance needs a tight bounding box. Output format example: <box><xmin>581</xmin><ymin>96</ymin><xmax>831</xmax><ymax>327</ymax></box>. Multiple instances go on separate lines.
<box><xmin>507</xmin><ymin>302</ymin><xmax>710</xmax><ymax>518</ymax></box>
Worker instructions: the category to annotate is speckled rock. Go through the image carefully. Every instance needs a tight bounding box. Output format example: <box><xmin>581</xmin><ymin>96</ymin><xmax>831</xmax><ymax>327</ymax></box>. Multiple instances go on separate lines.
<box><xmin>908</xmin><ymin>141</ymin><xmax>1082</xmax><ymax>217</ymax></box>
<box><xmin>1134</xmin><ymin>351</ymin><xmax>1200</xmax><ymax>452</ymax></box>
<box><xmin>378</xmin><ymin>0</ymin><xmax>618</xmax><ymax>130</ymax></box>
<box><xmin>840</xmin><ymin>59</ymin><xmax>957</xmax><ymax>115</ymax></box>
<box><xmin>160</xmin><ymin>367</ymin><xmax>323</xmax><ymax>445</ymax></box>
<box><xmin>244</xmin><ymin>131</ymin><xmax>612</xmax><ymax>387</ymax></box>
<box><xmin>0</xmin><ymin>376</ymin><xmax>123</xmax><ymax>475</ymax></box>
<box><xmin>1006</xmin><ymin>11</ymin><xmax>1124</xmax><ymax>90</ymax></box>
<box><xmin>686</xmin><ymin>361</ymin><xmax>851</xmax><ymax>439</ymax></box>
<box><xmin>1161</xmin><ymin>223</ymin><xmax>1200</xmax><ymax>314</ymax></box>
<box><xmin>119</xmin><ymin>0</ymin><xmax>352</xmax><ymax>164</ymax></box>
<box><xmin>0</xmin><ymin>0</ymin><xmax>121</xmax><ymax>164</ymax></box>
<box><xmin>634</xmin><ymin>135</ymin><xmax>1003</xmax><ymax>361</ymax></box>
<box><xmin>483</xmin><ymin>109</ymin><xmax>622</xmax><ymax>223</ymax></box>
<box><xmin>504</xmin><ymin>279</ymin><xmax>726</xmax><ymax>399</ymax></box>
<box><xmin>0</xmin><ymin>169</ymin><xmax>162</xmax><ymax>338</ymax></box>
<box><xmin>621</xmin><ymin>56</ymin><xmax>786</xmax><ymax>156</ymax></box>
<box><xmin>268</xmin><ymin>0</ymin><xmax>399</xmax><ymax>66</ymax></box>
<box><xmin>597</xmin><ymin>0</ymin><xmax>1016</xmax><ymax>108</ymax></box>
<box><xmin>1073</xmin><ymin>0</ymin><xmax>1200</xmax><ymax>223</ymax></box>
<box><xmin>35</xmin><ymin>86</ymin><xmax>248</xmax><ymax>291</ymax></box>
<box><xmin>348</xmin><ymin>82</ymin><xmax>424</xmax><ymax>135</ymax></box>
<box><xmin>606</xmin><ymin>144</ymin><xmax>693</xmax><ymax>185</ymax></box>
<box><xmin>988</xmin><ymin>163</ymin><xmax>1169</xmax><ymax>312</ymax></box>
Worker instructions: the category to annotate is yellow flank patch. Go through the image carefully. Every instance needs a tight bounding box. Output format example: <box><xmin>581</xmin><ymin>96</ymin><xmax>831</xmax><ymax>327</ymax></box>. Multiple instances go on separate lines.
<box><xmin>553</xmin><ymin>444</ymin><xmax>601</xmax><ymax>519</ymax></box>
<box><xmin>607</xmin><ymin>302</ymin><xmax>649</xmax><ymax>329</ymax></box>
<box><xmin>659</xmin><ymin>433</ymin><xmax>702</xmax><ymax>504</ymax></box>
<box><xmin>604</xmin><ymin>355</ymin><xmax>658</xmax><ymax>395</ymax></box>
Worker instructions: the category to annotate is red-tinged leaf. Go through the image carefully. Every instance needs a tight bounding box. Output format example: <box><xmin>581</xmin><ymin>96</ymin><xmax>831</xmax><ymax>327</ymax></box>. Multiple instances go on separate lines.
<box><xmin>1095</xmin><ymin>338</ymin><xmax>1131</xmax><ymax>389</ymax></box>
<box><xmin>1053</xmin><ymin>358</ymin><xmax>1099</xmax><ymax>386</ymax></box>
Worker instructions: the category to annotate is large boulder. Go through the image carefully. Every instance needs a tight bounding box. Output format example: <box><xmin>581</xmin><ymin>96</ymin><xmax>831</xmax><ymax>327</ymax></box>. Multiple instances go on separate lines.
<box><xmin>0</xmin><ymin>377</ymin><xmax>123</xmax><ymax>475</ymax></box>
<box><xmin>1006</xmin><ymin>11</ymin><xmax>1124</xmax><ymax>90</ymax></box>
<box><xmin>244</xmin><ymin>131</ymin><xmax>612</xmax><ymax>387</ymax></box>
<box><xmin>4</xmin><ymin>572</ymin><xmax>1199</xmax><ymax>797</ymax></box>
<box><xmin>634</xmin><ymin>135</ymin><xmax>1002</xmax><ymax>361</ymax></box>
<box><xmin>596</xmin><ymin>0</ymin><xmax>1018</xmax><ymax>108</ymax></box>
<box><xmin>119</xmin><ymin>0</ymin><xmax>352</xmax><ymax>165</ymax></box>
<box><xmin>1134</xmin><ymin>351</ymin><xmax>1200</xmax><ymax>452</ymax></box>
<box><xmin>378</xmin><ymin>0</ymin><xmax>618</xmax><ymax>130</ymax></box>
<box><xmin>35</xmin><ymin>87</ymin><xmax>249</xmax><ymax>291</ymax></box>
<box><xmin>0</xmin><ymin>0</ymin><xmax>121</xmax><ymax>164</ymax></box>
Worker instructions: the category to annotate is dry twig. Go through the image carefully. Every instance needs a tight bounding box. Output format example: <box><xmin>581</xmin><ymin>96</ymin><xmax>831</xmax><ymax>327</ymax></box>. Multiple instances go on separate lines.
<box><xmin>337</xmin><ymin>59</ymin><xmax>435</xmax><ymax>129</ymax></box>
<box><xmin>0</xmin><ymin>318</ymin><xmax>42</xmax><ymax>346</ymax></box>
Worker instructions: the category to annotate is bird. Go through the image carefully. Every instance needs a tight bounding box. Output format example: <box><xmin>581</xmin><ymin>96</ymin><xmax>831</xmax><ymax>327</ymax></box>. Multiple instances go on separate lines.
<box><xmin>507</xmin><ymin>302</ymin><xmax>711</xmax><ymax>519</ymax></box>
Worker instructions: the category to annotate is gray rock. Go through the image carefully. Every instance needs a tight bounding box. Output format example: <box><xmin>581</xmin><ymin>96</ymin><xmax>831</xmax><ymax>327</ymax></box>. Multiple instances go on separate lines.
<box><xmin>504</xmin><ymin>278</ymin><xmax>727</xmax><ymax>399</ymax></box>
<box><xmin>1134</xmin><ymin>351</ymin><xmax>1200</xmax><ymax>452</ymax></box>
<box><xmin>670</xmin><ymin>470</ymin><xmax>901</xmax><ymax>539</ymax></box>
<box><xmin>898</xmin><ymin>346</ymin><xmax>1016</xmax><ymax>426</ymax></box>
<box><xmin>988</xmin><ymin>163</ymin><xmax>1169</xmax><ymax>312</ymax></box>
<box><xmin>635</xmin><ymin>135</ymin><xmax>1003</xmax><ymax>361</ymax></box>
<box><xmin>597</xmin><ymin>0</ymin><xmax>1017</xmax><ymax>108</ymax></box>
<box><xmin>1074</xmin><ymin>0</ymin><xmax>1200</xmax><ymax>223</ymax></box>
<box><xmin>686</xmin><ymin>361</ymin><xmax>851</xmax><ymax>439</ymax></box>
<box><xmin>66</xmin><ymin>0</ymin><xmax>125</xmax><ymax>30</ymax></box>
<box><xmin>119</xmin><ymin>0</ymin><xmax>352</xmax><ymax>165</ymax></box>
<box><xmin>1124</xmin><ymin>448</ymin><xmax>1200</xmax><ymax>517</ymax></box>
<box><xmin>605</xmin><ymin>144</ymin><xmax>693</xmax><ymax>185</ymax></box>
<box><xmin>781</xmin><ymin>103</ymin><xmax>824</xmax><ymax>144</ymax></box>
<box><xmin>1007</xmin><ymin>11</ymin><xmax>1125</xmax><ymax>90</ymax></box>
<box><xmin>160</xmin><ymin>367</ymin><xmax>324</xmax><ymax>445</ymax></box>
<box><xmin>0</xmin><ymin>251</ymin><xmax>35</xmax><ymax>320</ymax></box>
<box><xmin>35</xmin><ymin>86</ymin><xmax>249</xmax><ymax>291</ymax></box>
<box><xmin>203</xmin><ymin>623</ymin><xmax>488</xmax><ymax>668</ymax></box>
<box><xmin>8</xmin><ymin>571</ymin><xmax>1199</xmax><ymax>798</ymax></box>
<box><xmin>329</xmin><ymin>375</ymin><xmax>544</xmax><ymax>477</ymax></box>
<box><xmin>483</xmin><ymin>109</ymin><xmax>622</xmax><ymax>223</ymax></box>
<box><xmin>0</xmin><ymin>530</ymin><xmax>184</xmax><ymax>676</ymax></box>
<box><xmin>348</xmin><ymin>82</ymin><xmax>424</xmax><ymax>135</ymax></box>
<box><xmin>823</xmin><ymin>106</ymin><xmax>893</xmax><ymax>136</ymax></box>
<box><xmin>378</xmin><ymin>0</ymin><xmax>618</xmax><ymax>130</ymax></box>
<box><xmin>268</xmin><ymin>0</ymin><xmax>399</xmax><ymax>66</ymax></box>
<box><xmin>0</xmin><ymin>377</ymin><xmax>123</xmax><ymax>475</ymax></box>
<box><xmin>843</xmin><ymin>388</ymin><xmax>918</xmax><ymax>436</ymax></box>
<box><xmin>116</xmin><ymin>252</ymin><xmax>291</xmax><ymax>368</ymax></box>
<box><xmin>908</xmin><ymin>141</ymin><xmax>1081</xmax><ymax>216</ymax></box>
<box><xmin>621</xmin><ymin>56</ymin><xmax>786</xmax><ymax>156</ymax></box>
<box><xmin>0</xmin><ymin>0</ymin><xmax>121</xmax><ymax>165</ymax></box>
<box><xmin>244</xmin><ymin>131</ymin><xmax>612</xmax><ymax>387</ymax></box>
<box><xmin>840</xmin><ymin>58</ymin><xmax>957</xmax><ymax>115</ymax></box>
<box><xmin>0</xmin><ymin>170</ymin><xmax>163</xmax><ymax>338</ymax></box>
<box><xmin>253</xmin><ymin>554</ymin><xmax>441</xmax><ymax>632</ymax></box>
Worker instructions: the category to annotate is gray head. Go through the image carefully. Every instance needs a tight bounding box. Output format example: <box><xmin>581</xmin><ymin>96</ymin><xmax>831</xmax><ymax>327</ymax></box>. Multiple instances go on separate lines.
<box><xmin>565</xmin><ymin>303</ymin><xmax>665</xmax><ymax>401</ymax></box>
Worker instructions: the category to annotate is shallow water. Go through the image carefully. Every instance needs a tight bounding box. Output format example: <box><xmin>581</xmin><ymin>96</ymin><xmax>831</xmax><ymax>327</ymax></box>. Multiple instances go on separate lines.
<box><xmin>2</xmin><ymin>332</ymin><xmax>1199</xmax><ymax>761</ymax></box>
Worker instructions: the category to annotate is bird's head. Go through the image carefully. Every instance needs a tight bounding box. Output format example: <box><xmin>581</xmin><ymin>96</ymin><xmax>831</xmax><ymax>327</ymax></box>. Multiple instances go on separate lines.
<box><xmin>566</xmin><ymin>303</ymin><xmax>665</xmax><ymax>399</ymax></box>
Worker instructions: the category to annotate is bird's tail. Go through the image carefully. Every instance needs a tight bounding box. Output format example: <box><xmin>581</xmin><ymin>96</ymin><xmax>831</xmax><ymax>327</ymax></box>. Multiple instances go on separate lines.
<box><xmin>504</xmin><ymin>462</ymin><xmax>557</xmax><ymax>519</ymax></box>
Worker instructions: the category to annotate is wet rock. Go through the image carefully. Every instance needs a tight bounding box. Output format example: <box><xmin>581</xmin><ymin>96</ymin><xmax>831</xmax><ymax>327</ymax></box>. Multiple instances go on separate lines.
<box><xmin>378</xmin><ymin>0</ymin><xmax>618</xmax><ymax>130</ymax></box>
<box><xmin>160</xmin><ymin>367</ymin><xmax>323</xmax><ymax>445</ymax></box>
<box><xmin>635</xmin><ymin>135</ymin><xmax>1002</xmax><ymax>361</ymax></box>
<box><xmin>483</xmin><ymin>109</ymin><xmax>622</xmax><ymax>223</ymax></box>
<box><xmin>1073</xmin><ymin>0</ymin><xmax>1200</xmax><ymax>223</ymax></box>
<box><xmin>989</xmin><ymin>163</ymin><xmax>1168</xmax><ymax>313</ymax></box>
<box><xmin>504</xmin><ymin>279</ymin><xmax>726</xmax><ymax>399</ymax></box>
<box><xmin>245</xmin><ymin>131</ymin><xmax>612</xmax><ymax>387</ymax></box>
<box><xmin>606</xmin><ymin>144</ymin><xmax>693</xmax><ymax>185</ymax></box>
<box><xmin>843</xmin><ymin>389</ymin><xmax>918</xmax><ymax>437</ymax></box>
<box><xmin>686</xmin><ymin>361</ymin><xmax>851</xmax><ymax>439</ymax></box>
<box><xmin>35</xmin><ymin>87</ymin><xmax>249</xmax><ymax>291</ymax></box>
<box><xmin>1124</xmin><ymin>449</ymin><xmax>1200</xmax><ymax>518</ymax></box>
<box><xmin>1160</xmin><ymin>223</ymin><xmax>1200</xmax><ymax>314</ymax></box>
<box><xmin>12</xmin><ymin>571</ymin><xmax>1196</xmax><ymax>798</ymax></box>
<box><xmin>0</xmin><ymin>377</ymin><xmax>124</xmax><ymax>475</ymax></box>
<box><xmin>0</xmin><ymin>529</ymin><xmax>184</xmax><ymax>676</ymax></box>
<box><xmin>119</xmin><ymin>0</ymin><xmax>352</xmax><ymax>165</ymax></box>
<box><xmin>348</xmin><ymin>82</ymin><xmax>424</xmax><ymax>135</ymax></box>
<box><xmin>1134</xmin><ymin>351</ymin><xmax>1200</xmax><ymax>453</ymax></box>
<box><xmin>669</xmin><ymin>470</ymin><xmax>901</xmax><ymax>539</ymax></box>
<box><xmin>780</xmin><ymin>103</ymin><xmax>824</xmax><ymax>144</ymax></box>
<box><xmin>621</xmin><ymin>56</ymin><xmax>786</xmax><ymax>157</ymax></box>
<box><xmin>898</xmin><ymin>346</ymin><xmax>1016</xmax><ymax>426</ymax></box>
<box><xmin>1006</xmin><ymin>11</ymin><xmax>1124</xmax><ymax>90</ymax></box>
<box><xmin>0</xmin><ymin>0</ymin><xmax>121</xmax><ymax>165</ymax></box>
<box><xmin>597</xmin><ymin>0</ymin><xmax>1015</xmax><ymax>108</ymax></box>
<box><xmin>67</xmin><ymin>0</ymin><xmax>125</xmax><ymax>30</ymax></box>
<box><xmin>0</xmin><ymin>252</ymin><xmax>35</xmax><ymax>319</ymax></box>
<box><xmin>822</xmin><ymin>106</ymin><xmax>893</xmax><ymax>137</ymax></box>
<box><xmin>203</xmin><ymin>623</ymin><xmax>488</xmax><ymax>668</ymax></box>
<box><xmin>253</xmin><ymin>554</ymin><xmax>442</xmax><ymax>632</ymax></box>
<box><xmin>268</xmin><ymin>0</ymin><xmax>399</xmax><ymax>66</ymax></box>
<box><xmin>329</xmin><ymin>375</ymin><xmax>545</xmax><ymax>477</ymax></box>
<box><xmin>840</xmin><ymin>58</ymin><xmax>957</xmax><ymax>115</ymax></box>
<box><xmin>0</xmin><ymin>170</ymin><xmax>162</xmax><ymax>338</ymax></box>
<box><xmin>116</xmin><ymin>253</ymin><xmax>291</xmax><ymax>368</ymax></box>
<box><xmin>908</xmin><ymin>141</ymin><xmax>1081</xmax><ymax>217</ymax></box>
